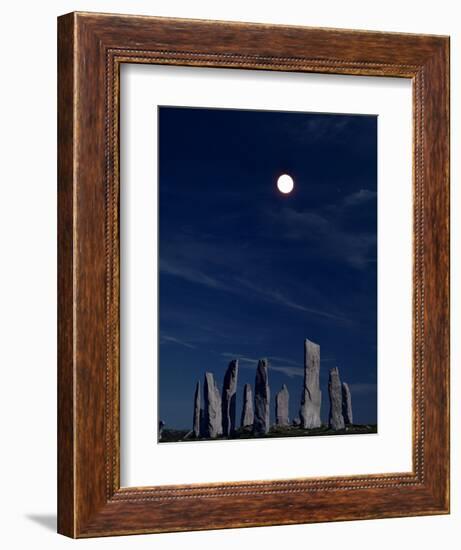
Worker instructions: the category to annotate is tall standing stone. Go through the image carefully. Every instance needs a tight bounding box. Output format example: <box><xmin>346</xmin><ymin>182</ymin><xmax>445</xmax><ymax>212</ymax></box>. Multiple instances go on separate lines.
<box><xmin>192</xmin><ymin>381</ymin><xmax>201</xmax><ymax>437</ymax></box>
<box><xmin>204</xmin><ymin>372</ymin><xmax>223</xmax><ymax>438</ymax></box>
<box><xmin>275</xmin><ymin>384</ymin><xmax>290</xmax><ymax>426</ymax></box>
<box><xmin>158</xmin><ymin>420</ymin><xmax>165</xmax><ymax>441</ymax></box>
<box><xmin>342</xmin><ymin>382</ymin><xmax>353</xmax><ymax>425</ymax></box>
<box><xmin>222</xmin><ymin>360</ymin><xmax>239</xmax><ymax>436</ymax></box>
<box><xmin>240</xmin><ymin>383</ymin><xmax>254</xmax><ymax>427</ymax></box>
<box><xmin>299</xmin><ymin>339</ymin><xmax>322</xmax><ymax>429</ymax></box>
<box><xmin>328</xmin><ymin>367</ymin><xmax>345</xmax><ymax>430</ymax></box>
<box><xmin>199</xmin><ymin>408</ymin><xmax>205</xmax><ymax>436</ymax></box>
<box><xmin>253</xmin><ymin>359</ymin><xmax>270</xmax><ymax>435</ymax></box>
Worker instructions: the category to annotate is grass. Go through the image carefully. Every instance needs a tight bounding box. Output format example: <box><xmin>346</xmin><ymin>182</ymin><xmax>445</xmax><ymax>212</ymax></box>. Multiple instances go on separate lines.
<box><xmin>159</xmin><ymin>423</ymin><xmax>377</xmax><ymax>443</ymax></box>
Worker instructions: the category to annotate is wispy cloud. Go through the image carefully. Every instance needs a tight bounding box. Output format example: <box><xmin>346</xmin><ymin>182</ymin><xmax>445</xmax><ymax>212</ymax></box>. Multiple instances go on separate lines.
<box><xmin>348</xmin><ymin>383</ymin><xmax>377</xmax><ymax>395</ymax></box>
<box><xmin>160</xmin><ymin>334</ymin><xmax>197</xmax><ymax>349</ymax></box>
<box><xmin>221</xmin><ymin>351</ymin><xmax>338</xmax><ymax>379</ymax></box>
<box><xmin>277</xmin><ymin>115</ymin><xmax>354</xmax><ymax>147</ymax></box>
<box><xmin>269</xmin><ymin>206</ymin><xmax>376</xmax><ymax>270</ymax></box>
<box><xmin>221</xmin><ymin>352</ymin><xmax>258</xmax><ymax>365</ymax></box>
<box><xmin>160</xmin><ymin>250</ymin><xmax>347</xmax><ymax>324</ymax></box>
<box><xmin>236</xmin><ymin>277</ymin><xmax>348</xmax><ymax>322</ymax></box>
<box><xmin>159</xmin><ymin>258</ymin><xmax>230</xmax><ymax>292</ymax></box>
<box><xmin>267</xmin><ymin>355</ymin><xmax>300</xmax><ymax>367</ymax></box>
<box><xmin>220</xmin><ymin>352</ymin><xmax>304</xmax><ymax>378</ymax></box>
<box><xmin>342</xmin><ymin>189</ymin><xmax>377</xmax><ymax>208</ymax></box>
<box><xmin>270</xmin><ymin>366</ymin><xmax>304</xmax><ymax>378</ymax></box>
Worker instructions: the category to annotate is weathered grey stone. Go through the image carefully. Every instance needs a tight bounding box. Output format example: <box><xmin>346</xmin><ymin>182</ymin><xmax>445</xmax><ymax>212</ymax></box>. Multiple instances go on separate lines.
<box><xmin>192</xmin><ymin>381</ymin><xmax>201</xmax><ymax>437</ymax></box>
<box><xmin>253</xmin><ymin>359</ymin><xmax>270</xmax><ymax>435</ymax></box>
<box><xmin>204</xmin><ymin>372</ymin><xmax>223</xmax><ymax>438</ymax></box>
<box><xmin>240</xmin><ymin>383</ymin><xmax>254</xmax><ymax>427</ymax></box>
<box><xmin>199</xmin><ymin>408</ymin><xmax>205</xmax><ymax>436</ymax></box>
<box><xmin>328</xmin><ymin>367</ymin><xmax>345</xmax><ymax>430</ymax></box>
<box><xmin>275</xmin><ymin>384</ymin><xmax>290</xmax><ymax>426</ymax></box>
<box><xmin>342</xmin><ymin>382</ymin><xmax>353</xmax><ymax>425</ymax></box>
<box><xmin>158</xmin><ymin>420</ymin><xmax>165</xmax><ymax>441</ymax></box>
<box><xmin>299</xmin><ymin>339</ymin><xmax>322</xmax><ymax>429</ymax></box>
<box><xmin>222</xmin><ymin>360</ymin><xmax>239</xmax><ymax>436</ymax></box>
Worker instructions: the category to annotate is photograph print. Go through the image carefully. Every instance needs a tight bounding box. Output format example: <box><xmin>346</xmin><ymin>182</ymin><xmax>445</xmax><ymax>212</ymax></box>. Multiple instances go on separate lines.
<box><xmin>158</xmin><ymin>105</ymin><xmax>377</xmax><ymax>443</ymax></box>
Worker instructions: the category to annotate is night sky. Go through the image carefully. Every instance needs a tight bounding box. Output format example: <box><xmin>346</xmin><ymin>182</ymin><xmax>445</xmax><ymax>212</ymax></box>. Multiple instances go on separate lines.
<box><xmin>158</xmin><ymin>106</ymin><xmax>377</xmax><ymax>431</ymax></box>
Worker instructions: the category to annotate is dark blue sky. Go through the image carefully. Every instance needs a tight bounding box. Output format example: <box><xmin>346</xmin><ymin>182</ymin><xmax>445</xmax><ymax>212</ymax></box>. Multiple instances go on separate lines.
<box><xmin>158</xmin><ymin>106</ymin><xmax>377</xmax><ymax>430</ymax></box>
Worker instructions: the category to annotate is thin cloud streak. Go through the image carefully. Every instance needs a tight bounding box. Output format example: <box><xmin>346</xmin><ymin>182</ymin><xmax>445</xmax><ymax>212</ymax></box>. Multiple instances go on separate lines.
<box><xmin>221</xmin><ymin>352</ymin><xmax>258</xmax><ymax>365</ymax></box>
<box><xmin>269</xmin><ymin>206</ymin><xmax>376</xmax><ymax>270</ymax></box>
<box><xmin>160</xmin><ymin>334</ymin><xmax>197</xmax><ymax>349</ymax></box>
<box><xmin>271</xmin><ymin>365</ymin><xmax>304</xmax><ymax>378</ymax></box>
<box><xmin>348</xmin><ymin>383</ymin><xmax>377</xmax><ymax>395</ymax></box>
<box><xmin>160</xmin><ymin>255</ymin><xmax>348</xmax><ymax>324</ymax></box>
<box><xmin>236</xmin><ymin>277</ymin><xmax>349</xmax><ymax>322</ymax></box>
<box><xmin>159</xmin><ymin>258</ymin><xmax>231</xmax><ymax>292</ymax></box>
<box><xmin>220</xmin><ymin>352</ymin><xmax>304</xmax><ymax>378</ymax></box>
<box><xmin>268</xmin><ymin>355</ymin><xmax>300</xmax><ymax>367</ymax></box>
<box><xmin>342</xmin><ymin>189</ymin><xmax>377</xmax><ymax>208</ymax></box>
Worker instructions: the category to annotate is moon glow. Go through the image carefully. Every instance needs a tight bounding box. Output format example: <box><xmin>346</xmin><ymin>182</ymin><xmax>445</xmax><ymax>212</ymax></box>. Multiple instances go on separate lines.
<box><xmin>277</xmin><ymin>174</ymin><xmax>294</xmax><ymax>194</ymax></box>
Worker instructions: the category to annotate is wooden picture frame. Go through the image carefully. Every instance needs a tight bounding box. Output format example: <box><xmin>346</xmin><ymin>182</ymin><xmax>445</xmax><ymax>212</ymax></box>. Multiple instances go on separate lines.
<box><xmin>57</xmin><ymin>12</ymin><xmax>450</xmax><ymax>538</ymax></box>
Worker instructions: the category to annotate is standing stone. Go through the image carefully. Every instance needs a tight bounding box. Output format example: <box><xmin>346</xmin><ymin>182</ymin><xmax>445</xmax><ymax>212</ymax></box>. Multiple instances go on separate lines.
<box><xmin>253</xmin><ymin>359</ymin><xmax>270</xmax><ymax>435</ymax></box>
<box><xmin>222</xmin><ymin>360</ymin><xmax>239</xmax><ymax>436</ymax></box>
<box><xmin>299</xmin><ymin>339</ymin><xmax>322</xmax><ymax>429</ymax></box>
<box><xmin>204</xmin><ymin>372</ymin><xmax>223</xmax><ymax>438</ymax></box>
<box><xmin>275</xmin><ymin>384</ymin><xmax>290</xmax><ymax>426</ymax></box>
<box><xmin>240</xmin><ymin>383</ymin><xmax>254</xmax><ymax>427</ymax></box>
<box><xmin>192</xmin><ymin>381</ymin><xmax>201</xmax><ymax>437</ymax></box>
<box><xmin>328</xmin><ymin>367</ymin><xmax>345</xmax><ymax>430</ymax></box>
<box><xmin>158</xmin><ymin>420</ymin><xmax>165</xmax><ymax>441</ymax></box>
<box><xmin>342</xmin><ymin>382</ymin><xmax>353</xmax><ymax>425</ymax></box>
<box><xmin>199</xmin><ymin>408</ymin><xmax>206</xmax><ymax>436</ymax></box>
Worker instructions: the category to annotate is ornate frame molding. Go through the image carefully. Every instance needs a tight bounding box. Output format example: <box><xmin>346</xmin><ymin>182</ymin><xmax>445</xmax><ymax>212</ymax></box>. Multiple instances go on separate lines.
<box><xmin>58</xmin><ymin>12</ymin><xmax>449</xmax><ymax>537</ymax></box>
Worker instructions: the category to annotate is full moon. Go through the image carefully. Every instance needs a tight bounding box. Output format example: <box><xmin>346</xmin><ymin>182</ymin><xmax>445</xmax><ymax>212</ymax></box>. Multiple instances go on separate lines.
<box><xmin>277</xmin><ymin>174</ymin><xmax>294</xmax><ymax>194</ymax></box>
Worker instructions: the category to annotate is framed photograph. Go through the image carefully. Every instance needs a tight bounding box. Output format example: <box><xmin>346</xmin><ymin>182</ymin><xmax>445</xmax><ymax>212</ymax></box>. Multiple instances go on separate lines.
<box><xmin>58</xmin><ymin>12</ymin><xmax>450</xmax><ymax>537</ymax></box>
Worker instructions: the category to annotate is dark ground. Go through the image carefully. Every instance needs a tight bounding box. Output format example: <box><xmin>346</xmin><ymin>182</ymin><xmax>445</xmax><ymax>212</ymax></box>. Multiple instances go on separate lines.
<box><xmin>159</xmin><ymin>424</ymin><xmax>377</xmax><ymax>443</ymax></box>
